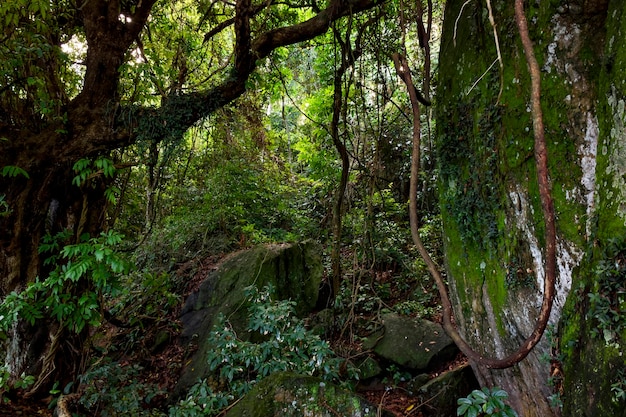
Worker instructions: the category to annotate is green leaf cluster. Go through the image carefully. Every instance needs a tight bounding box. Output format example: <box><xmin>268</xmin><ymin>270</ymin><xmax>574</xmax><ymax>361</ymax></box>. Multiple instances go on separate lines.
<box><xmin>0</xmin><ymin>366</ymin><xmax>35</xmax><ymax>404</ymax></box>
<box><xmin>72</xmin><ymin>157</ymin><xmax>119</xmax><ymax>204</ymax></box>
<box><xmin>77</xmin><ymin>360</ymin><xmax>163</xmax><ymax>417</ymax></box>
<box><xmin>457</xmin><ymin>387</ymin><xmax>518</xmax><ymax>417</ymax></box>
<box><xmin>72</xmin><ymin>157</ymin><xmax>116</xmax><ymax>185</ymax></box>
<box><xmin>170</xmin><ymin>285</ymin><xmax>351</xmax><ymax>416</ymax></box>
<box><xmin>587</xmin><ymin>237</ymin><xmax>626</xmax><ymax>350</ymax></box>
<box><xmin>0</xmin><ymin>165</ymin><xmax>29</xmax><ymax>179</ymax></box>
<box><xmin>0</xmin><ymin>230</ymin><xmax>128</xmax><ymax>335</ymax></box>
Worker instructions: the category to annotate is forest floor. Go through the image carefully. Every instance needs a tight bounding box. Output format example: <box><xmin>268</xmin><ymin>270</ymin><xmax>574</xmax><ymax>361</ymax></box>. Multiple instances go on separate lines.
<box><xmin>1</xmin><ymin>248</ymin><xmax>464</xmax><ymax>417</ymax></box>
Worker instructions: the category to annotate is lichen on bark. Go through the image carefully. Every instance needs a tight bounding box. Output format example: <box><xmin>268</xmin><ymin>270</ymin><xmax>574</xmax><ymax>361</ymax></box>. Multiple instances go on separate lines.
<box><xmin>437</xmin><ymin>1</ymin><xmax>623</xmax><ymax>416</ymax></box>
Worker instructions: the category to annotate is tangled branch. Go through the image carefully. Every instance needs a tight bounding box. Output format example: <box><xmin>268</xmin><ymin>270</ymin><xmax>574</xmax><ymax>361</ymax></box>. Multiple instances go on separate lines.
<box><xmin>396</xmin><ymin>0</ymin><xmax>556</xmax><ymax>369</ymax></box>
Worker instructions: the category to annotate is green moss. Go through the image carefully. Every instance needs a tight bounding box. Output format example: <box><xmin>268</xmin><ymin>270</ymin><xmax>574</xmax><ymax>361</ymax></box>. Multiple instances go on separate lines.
<box><xmin>439</xmin><ymin>0</ymin><xmax>626</xmax><ymax>415</ymax></box>
<box><xmin>226</xmin><ymin>372</ymin><xmax>384</xmax><ymax>417</ymax></box>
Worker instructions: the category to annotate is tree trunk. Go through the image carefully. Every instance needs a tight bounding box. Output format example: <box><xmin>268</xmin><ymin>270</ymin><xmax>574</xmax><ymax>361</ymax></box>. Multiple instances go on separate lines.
<box><xmin>0</xmin><ymin>140</ymin><xmax>109</xmax><ymax>393</ymax></box>
<box><xmin>437</xmin><ymin>1</ymin><xmax>623</xmax><ymax>416</ymax></box>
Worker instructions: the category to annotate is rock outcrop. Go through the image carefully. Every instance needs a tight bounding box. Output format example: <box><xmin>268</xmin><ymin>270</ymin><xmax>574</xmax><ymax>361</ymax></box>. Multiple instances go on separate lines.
<box><xmin>173</xmin><ymin>242</ymin><xmax>322</xmax><ymax>399</ymax></box>
<box><xmin>225</xmin><ymin>372</ymin><xmax>392</xmax><ymax>417</ymax></box>
<box><xmin>364</xmin><ymin>313</ymin><xmax>458</xmax><ymax>371</ymax></box>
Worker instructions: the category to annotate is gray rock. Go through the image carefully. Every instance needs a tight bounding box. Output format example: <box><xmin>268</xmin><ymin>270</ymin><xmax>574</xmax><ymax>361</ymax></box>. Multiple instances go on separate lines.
<box><xmin>356</xmin><ymin>356</ymin><xmax>383</xmax><ymax>380</ymax></box>
<box><xmin>364</xmin><ymin>313</ymin><xmax>458</xmax><ymax>371</ymax></box>
<box><xmin>173</xmin><ymin>242</ymin><xmax>322</xmax><ymax>400</ymax></box>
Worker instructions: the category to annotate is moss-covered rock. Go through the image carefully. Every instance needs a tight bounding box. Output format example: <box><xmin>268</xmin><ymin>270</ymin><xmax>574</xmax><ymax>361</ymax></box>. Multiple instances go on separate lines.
<box><xmin>363</xmin><ymin>313</ymin><xmax>457</xmax><ymax>371</ymax></box>
<box><xmin>225</xmin><ymin>372</ymin><xmax>391</xmax><ymax>417</ymax></box>
<box><xmin>173</xmin><ymin>242</ymin><xmax>322</xmax><ymax>400</ymax></box>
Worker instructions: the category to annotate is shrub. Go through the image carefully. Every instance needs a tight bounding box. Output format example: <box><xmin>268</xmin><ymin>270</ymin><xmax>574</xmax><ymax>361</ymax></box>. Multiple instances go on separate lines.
<box><xmin>457</xmin><ymin>387</ymin><xmax>518</xmax><ymax>417</ymax></box>
<box><xmin>169</xmin><ymin>285</ymin><xmax>352</xmax><ymax>416</ymax></box>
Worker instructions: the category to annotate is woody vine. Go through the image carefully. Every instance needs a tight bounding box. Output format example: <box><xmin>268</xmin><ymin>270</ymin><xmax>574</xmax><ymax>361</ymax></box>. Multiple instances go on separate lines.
<box><xmin>396</xmin><ymin>0</ymin><xmax>557</xmax><ymax>368</ymax></box>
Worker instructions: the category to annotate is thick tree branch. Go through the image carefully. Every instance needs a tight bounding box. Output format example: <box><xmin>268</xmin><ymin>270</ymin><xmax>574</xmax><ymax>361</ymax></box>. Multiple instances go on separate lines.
<box><xmin>109</xmin><ymin>0</ymin><xmax>382</xmax><ymax>155</ymax></box>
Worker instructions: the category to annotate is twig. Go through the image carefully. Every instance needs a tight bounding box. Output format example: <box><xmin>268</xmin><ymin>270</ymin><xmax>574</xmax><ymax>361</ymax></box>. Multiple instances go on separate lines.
<box><xmin>485</xmin><ymin>0</ymin><xmax>504</xmax><ymax>103</ymax></box>
<box><xmin>453</xmin><ymin>0</ymin><xmax>474</xmax><ymax>47</ymax></box>
<box><xmin>407</xmin><ymin>385</ymin><xmax>446</xmax><ymax>415</ymax></box>
<box><xmin>465</xmin><ymin>58</ymin><xmax>499</xmax><ymax>96</ymax></box>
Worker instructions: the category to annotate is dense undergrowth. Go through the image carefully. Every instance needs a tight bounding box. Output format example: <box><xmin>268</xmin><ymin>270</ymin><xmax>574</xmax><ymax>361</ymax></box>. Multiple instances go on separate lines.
<box><xmin>0</xmin><ymin>108</ymin><xmax>446</xmax><ymax>415</ymax></box>
<box><xmin>1</xmin><ymin>10</ymin><xmax>452</xmax><ymax>413</ymax></box>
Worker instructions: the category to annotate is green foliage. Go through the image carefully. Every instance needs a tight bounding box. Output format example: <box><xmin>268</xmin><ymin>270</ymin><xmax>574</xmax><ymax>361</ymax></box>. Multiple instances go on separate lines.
<box><xmin>0</xmin><ymin>166</ymin><xmax>29</xmax><ymax>217</ymax></box>
<box><xmin>72</xmin><ymin>157</ymin><xmax>119</xmax><ymax>204</ymax></box>
<box><xmin>335</xmin><ymin>282</ymin><xmax>383</xmax><ymax>316</ymax></box>
<box><xmin>0</xmin><ymin>195</ymin><xmax>9</xmax><ymax>217</ymax></box>
<box><xmin>117</xmin><ymin>271</ymin><xmax>180</xmax><ymax>320</ymax></box>
<box><xmin>1</xmin><ymin>165</ymin><xmax>29</xmax><ymax>179</ymax></box>
<box><xmin>457</xmin><ymin>387</ymin><xmax>518</xmax><ymax>417</ymax></box>
<box><xmin>393</xmin><ymin>300</ymin><xmax>437</xmax><ymax>318</ymax></box>
<box><xmin>137</xmin><ymin>139</ymin><xmax>318</xmax><ymax>267</ymax></box>
<box><xmin>0</xmin><ymin>230</ymin><xmax>129</xmax><ymax>334</ymax></box>
<box><xmin>0</xmin><ymin>0</ymin><xmax>73</xmax><ymax>126</ymax></box>
<box><xmin>168</xmin><ymin>380</ymin><xmax>229</xmax><ymax>417</ymax></box>
<box><xmin>587</xmin><ymin>237</ymin><xmax>626</xmax><ymax>350</ymax></box>
<box><xmin>384</xmin><ymin>364</ymin><xmax>412</xmax><ymax>385</ymax></box>
<box><xmin>169</xmin><ymin>285</ymin><xmax>350</xmax><ymax>416</ymax></box>
<box><xmin>0</xmin><ymin>366</ymin><xmax>35</xmax><ymax>404</ymax></box>
<box><xmin>611</xmin><ymin>369</ymin><xmax>626</xmax><ymax>403</ymax></box>
<box><xmin>437</xmin><ymin>103</ymin><xmax>502</xmax><ymax>250</ymax></box>
<box><xmin>103</xmin><ymin>270</ymin><xmax>181</xmax><ymax>355</ymax></box>
<box><xmin>78</xmin><ymin>360</ymin><xmax>164</xmax><ymax>417</ymax></box>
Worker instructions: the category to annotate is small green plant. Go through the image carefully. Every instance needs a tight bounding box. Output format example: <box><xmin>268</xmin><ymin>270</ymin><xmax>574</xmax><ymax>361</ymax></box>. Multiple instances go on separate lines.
<box><xmin>169</xmin><ymin>285</ymin><xmax>351</xmax><ymax>416</ymax></box>
<box><xmin>78</xmin><ymin>360</ymin><xmax>163</xmax><ymax>416</ymax></box>
<box><xmin>0</xmin><ymin>230</ymin><xmax>129</xmax><ymax>335</ymax></box>
<box><xmin>168</xmin><ymin>379</ymin><xmax>230</xmax><ymax>417</ymax></box>
<box><xmin>393</xmin><ymin>300</ymin><xmax>438</xmax><ymax>319</ymax></box>
<box><xmin>457</xmin><ymin>387</ymin><xmax>518</xmax><ymax>417</ymax></box>
<box><xmin>611</xmin><ymin>369</ymin><xmax>626</xmax><ymax>403</ymax></box>
<box><xmin>1</xmin><ymin>165</ymin><xmax>30</xmax><ymax>179</ymax></box>
<box><xmin>588</xmin><ymin>238</ymin><xmax>626</xmax><ymax>341</ymax></box>
<box><xmin>385</xmin><ymin>364</ymin><xmax>412</xmax><ymax>385</ymax></box>
<box><xmin>72</xmin><ymin>156</ymin><xmax>119</xmax><ymax>204</ymax></box>
<box><xmin>0</xmin><ymin>165</ymin><xmax>29</xmax><ymax>217</ymax></box>
<box><xmin>0</xmin><ymin>366</ymin><xmax>35</xmax><ymax>403</ymax></box>
<box><xmin>0</xmin><ymin>195</ymin><xmax>8</xmax><ymax>217</ymax></box>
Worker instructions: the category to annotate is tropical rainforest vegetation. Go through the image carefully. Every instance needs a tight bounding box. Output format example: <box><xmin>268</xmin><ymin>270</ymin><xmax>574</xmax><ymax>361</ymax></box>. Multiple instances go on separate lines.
<box><xmin>1</xmin><ymin>0</ymin><xmax>625</xmax><ymax>416</ymax></box>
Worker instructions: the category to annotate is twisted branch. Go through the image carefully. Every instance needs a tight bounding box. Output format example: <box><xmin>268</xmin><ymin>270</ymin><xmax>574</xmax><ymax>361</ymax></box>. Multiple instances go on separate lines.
<box><xmin>396</xmin><ymin>0</ymin><xmax>556</xmax><ymax>369</ymax></box>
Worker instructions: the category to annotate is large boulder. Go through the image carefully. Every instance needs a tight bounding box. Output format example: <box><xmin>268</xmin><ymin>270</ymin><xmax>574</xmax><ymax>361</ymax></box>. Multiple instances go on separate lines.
<box><xmin>225</xmin><ymin>372</ymin><xmax>392</xmax><ymax>417</ymax></box>
<box><xmin>364</xmin><ymin>313</ymin><xmax>457</xmax><ymax>371</ymax></box>
<box><xmin>173</xmin><ymin>242</ymin><xmax>322</xmax><ymax>399</ymax></box>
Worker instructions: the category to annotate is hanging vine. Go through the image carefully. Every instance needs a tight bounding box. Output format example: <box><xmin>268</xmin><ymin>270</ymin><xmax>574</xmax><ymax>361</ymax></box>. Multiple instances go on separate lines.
<box><xmin>395</xmin><ymin>0</ymin><xmax>557</xmax><ymax>369</ymax></box>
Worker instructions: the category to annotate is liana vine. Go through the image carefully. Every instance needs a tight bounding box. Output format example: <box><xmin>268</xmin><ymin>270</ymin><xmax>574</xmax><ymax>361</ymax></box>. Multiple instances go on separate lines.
<box><xmin>395</xmin><ymin>0</ymin><xmax>557</xmax><ymax>369</ymax></box>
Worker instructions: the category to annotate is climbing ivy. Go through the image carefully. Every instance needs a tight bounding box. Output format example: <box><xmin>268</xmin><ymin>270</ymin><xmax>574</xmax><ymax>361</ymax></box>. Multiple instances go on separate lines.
<box><xmin>438</xmin><ymin>102</ymin><xmax>503</xmax><ymax>250</ymax></box>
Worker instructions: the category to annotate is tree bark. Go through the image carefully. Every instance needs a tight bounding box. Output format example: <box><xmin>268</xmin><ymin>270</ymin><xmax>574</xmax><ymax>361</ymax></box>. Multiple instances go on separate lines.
<box><xmin>437</xmin><ymin>0</ymin><xmax>621</xmax><ymax>416</ymax></box>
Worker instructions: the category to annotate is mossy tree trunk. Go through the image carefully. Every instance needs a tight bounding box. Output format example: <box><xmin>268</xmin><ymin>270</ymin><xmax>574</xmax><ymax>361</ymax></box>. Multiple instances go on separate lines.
<box><xmin>437</xmin><ymin>1</ymin><xmax>624</xmax><ymax>416</ymax></box>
